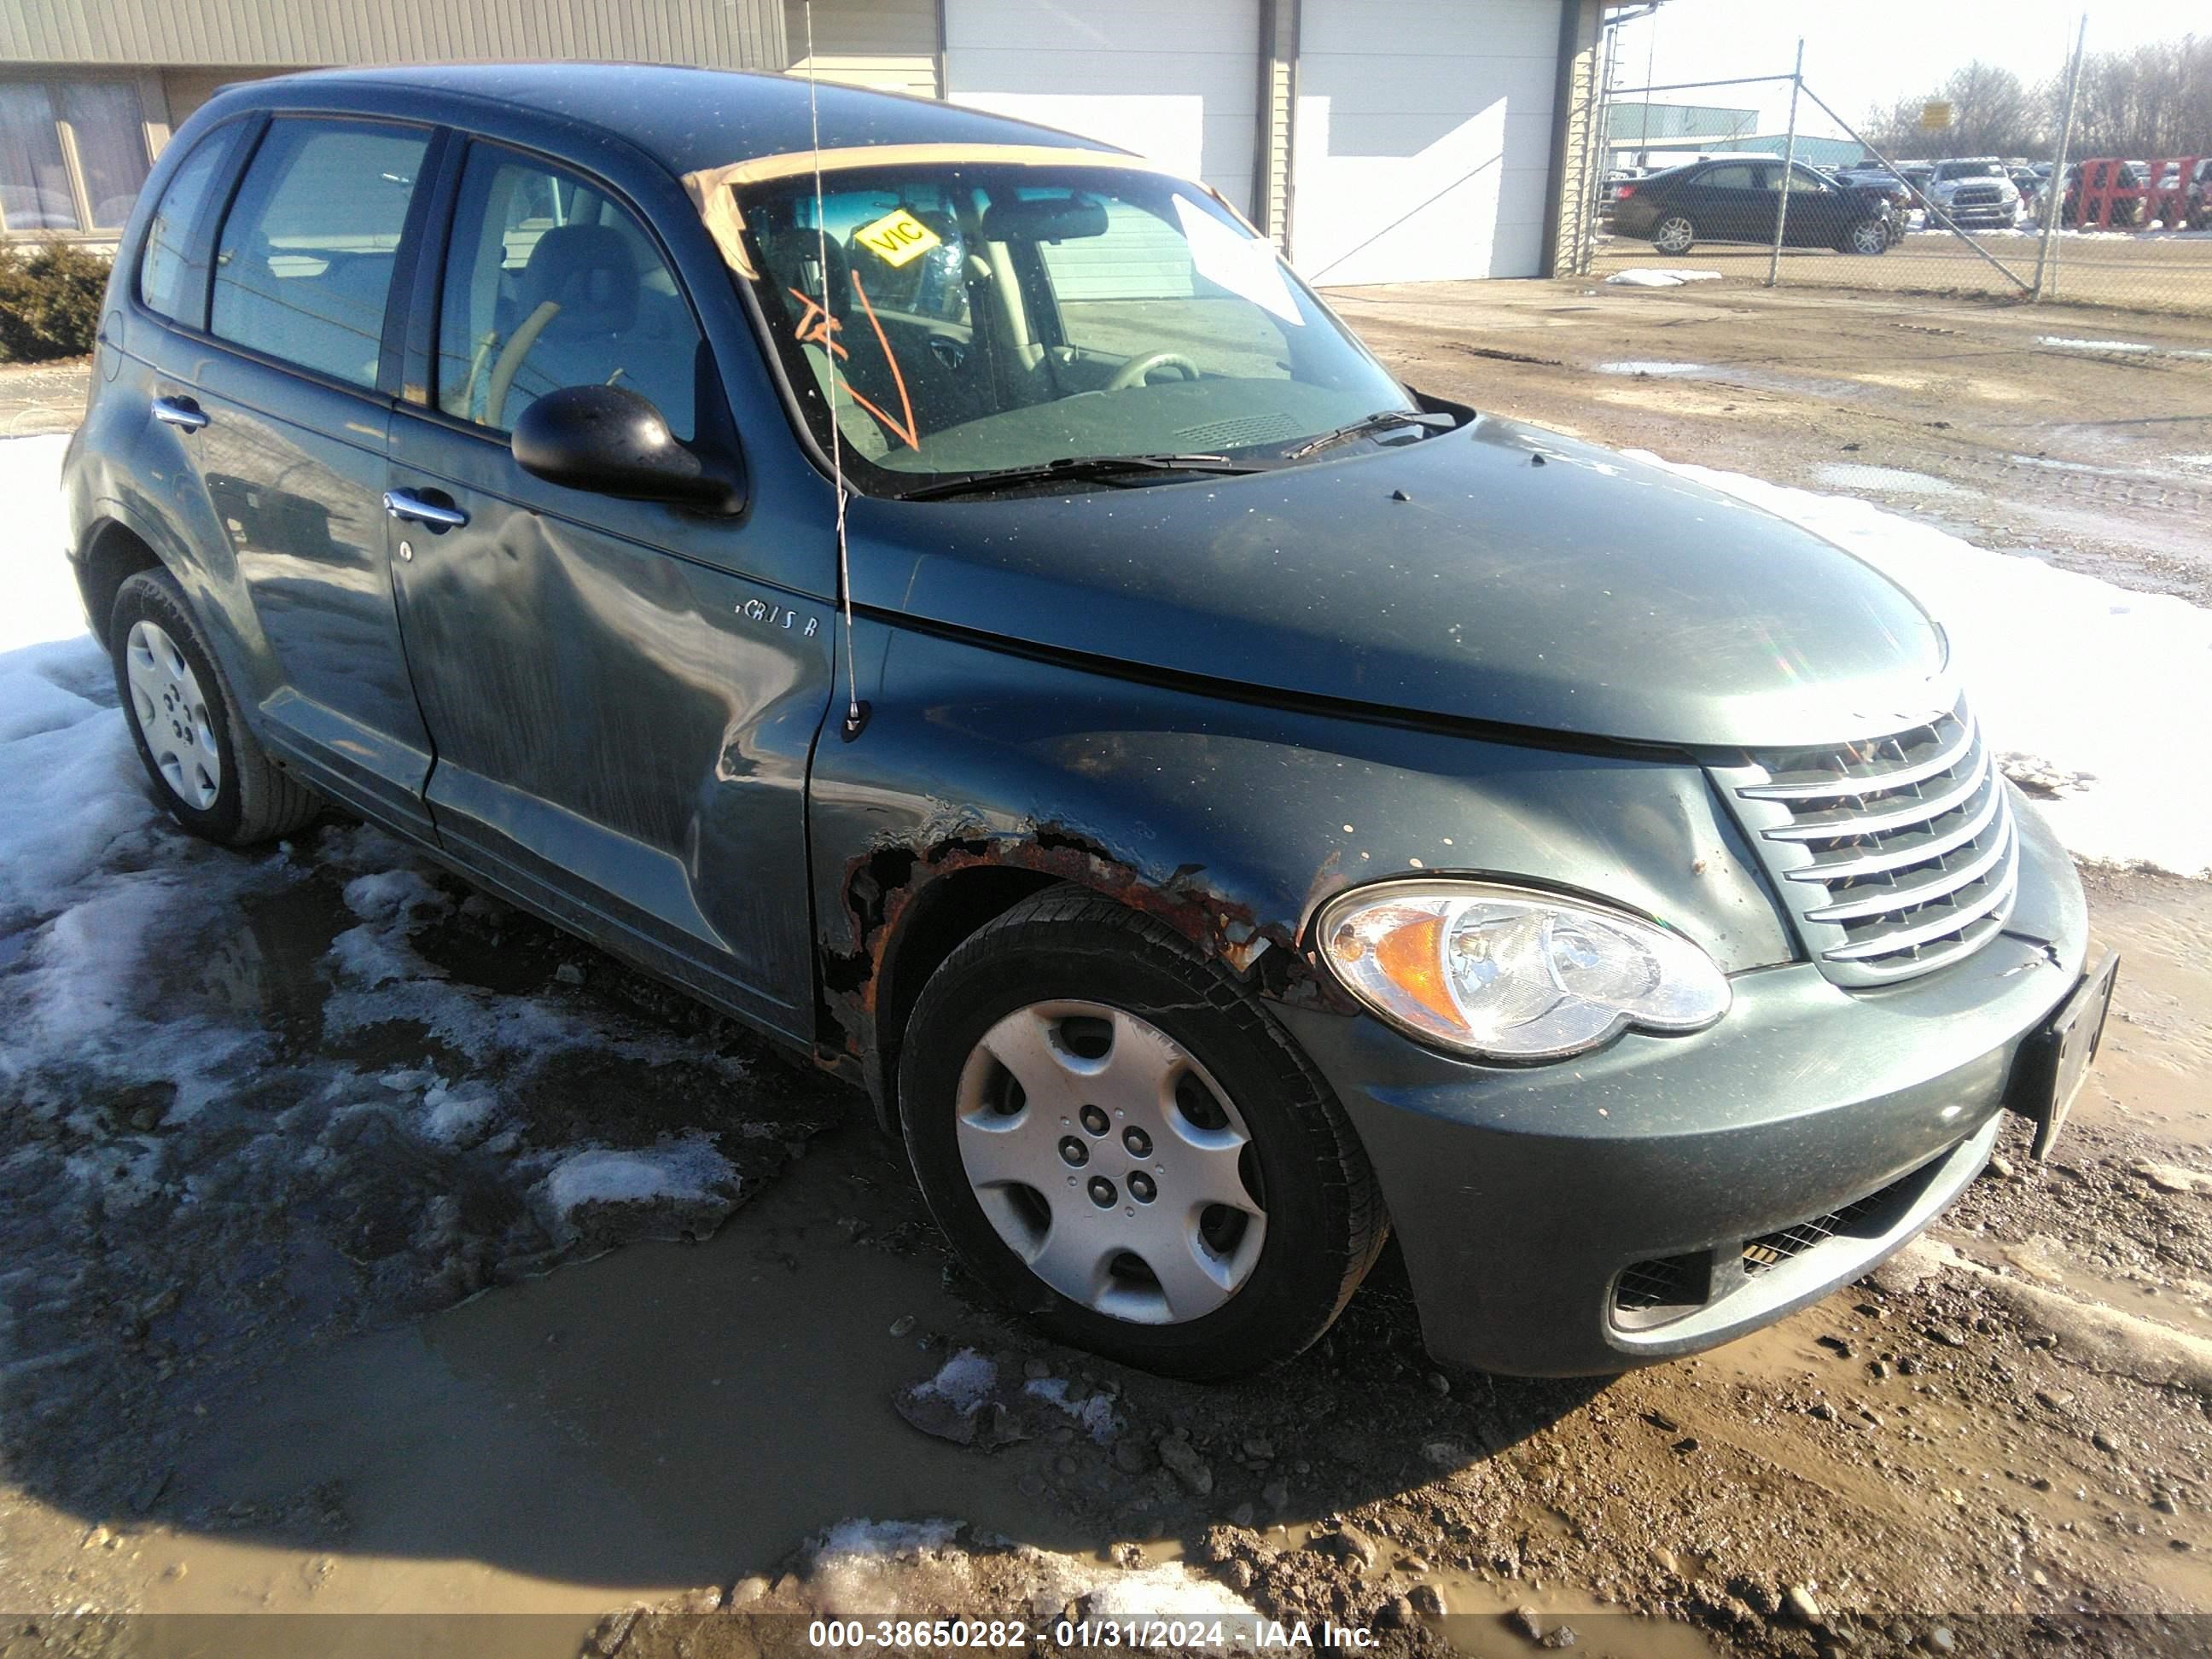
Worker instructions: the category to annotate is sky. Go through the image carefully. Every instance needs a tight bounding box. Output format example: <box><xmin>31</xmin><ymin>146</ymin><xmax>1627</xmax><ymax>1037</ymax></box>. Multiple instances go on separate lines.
<box><xmin>1604</xmin><ymin>1</ymin><xmax>2170</xmax><ymax>143</ymax></box>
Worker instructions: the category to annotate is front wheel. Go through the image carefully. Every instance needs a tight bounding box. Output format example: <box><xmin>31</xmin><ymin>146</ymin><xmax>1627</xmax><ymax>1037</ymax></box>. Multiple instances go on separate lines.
<box><xmin>1650</xmin><ymin>213</ymin><xmax>1696</xmax><ymax>254</ymax></box>
<box><xmin>110</xmin><ymin>568</ymin><xmax>323</xmax><ymax>845</ymax></box>
<box><xmin>897</xmin><ymin>887</ymin><xmax>1387</xmax><ymax>1378</ymax></box>
<box><xmin>1842</xmin><ymin>216</ymin><xmax>1891</xmax><ymax>256</ymax></box>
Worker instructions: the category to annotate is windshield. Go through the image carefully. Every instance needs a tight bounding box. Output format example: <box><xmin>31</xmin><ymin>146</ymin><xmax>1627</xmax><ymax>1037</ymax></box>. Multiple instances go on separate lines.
<box><xmin>729</xmin><ymin>161</ymin><xmax>1420</xmax><ymax>494</ymax></box>
<box><xmin>1936</xmin><ymin>162</ymin><xmax>2003</xmax><ymax>181</ymax></box>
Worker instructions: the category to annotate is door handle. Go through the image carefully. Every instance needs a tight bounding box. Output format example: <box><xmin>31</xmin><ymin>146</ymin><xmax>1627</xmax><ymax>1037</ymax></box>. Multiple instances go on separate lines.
<box><xmin>151</xmin><ymin>395</ymin><xmax>208</xmax><ymax>432</ymax></box>
<box><xmin>382</xmin><ymin>489</ymin><xmax>469</xmax><ymax>530</ymax></box>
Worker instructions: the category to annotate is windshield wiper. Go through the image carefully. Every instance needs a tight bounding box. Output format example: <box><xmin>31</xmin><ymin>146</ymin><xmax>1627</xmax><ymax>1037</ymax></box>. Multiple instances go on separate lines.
<box><xmin>1281</xmin><ymin>409</ymin><xmax>1457</xmax><ymax>461</ymax></box>
<box><xmin>894</xmin><ymin>452</ymin><xmax>1262</xmax><ymax>502</ymax></box>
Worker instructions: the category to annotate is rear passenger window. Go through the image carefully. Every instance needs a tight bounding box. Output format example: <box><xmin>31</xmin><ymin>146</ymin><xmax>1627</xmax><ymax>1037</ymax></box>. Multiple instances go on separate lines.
<box><xmin>434</xmin><ymin>148</ymin><xmax>702</xmax><ymax>439</ymax></box>
<box><xmin>138</xmin><ymin>125</ymin><xmax>241</xmax><ymax>324</ymax></box>
<box><xmin>211</xmin><ymin>119</ymin><xmax>428</xmax><ymax>388</ymax></box>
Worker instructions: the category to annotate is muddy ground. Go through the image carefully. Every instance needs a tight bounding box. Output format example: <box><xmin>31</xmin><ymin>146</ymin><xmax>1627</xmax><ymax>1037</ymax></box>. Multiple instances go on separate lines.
<box><xmin>1333</xmin><ymin>277</ymin><xmax>2212</xmax><ymax>608</ymax></box>
<box><xmin>1586</xmin><ymin>228</ymin><xmax>2212</xmax><ymax>317</ymax></box>
<box><xmin>3</xmin><ymin>283</ymin><xmax>2209</xmax><ymax>1657</ymax></box>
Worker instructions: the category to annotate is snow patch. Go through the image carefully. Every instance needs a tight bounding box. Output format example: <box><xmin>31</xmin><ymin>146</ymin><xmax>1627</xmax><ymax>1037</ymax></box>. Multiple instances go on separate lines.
<box><xmin>538</xmin><ymin>1135</ymin><xmax>738</xmax><ymax>1242</ymax></box>
<box><xmin>1604</xmin><ymin>267</ymin><xmax>1723</xmax><ymax>288</ymax></box>
<box><xmin>1594</xmin><ymin>359</ymin><xmax>1708</xmax><ymax>376</ymax></box>
<box><xmin>417</xmin><ymin>1078</ymin><xmax>502</xmax><ymax>1147</ymax></box>
<box><xmin>815</xmin><ymin>1518</ymin><xmax>964</xmax><ymax>1563</ymax></box>
<box><xmin>1637</xmin><ymin>453</ymin><xmax>2212</xmax><ymax>878</ymax></box>
<box><xmin>2037</xmin><ymin>335</ymin><xmax>2212</xmax><ymax>362</ymax></box>
<box><xmin>1076</xmin><ymin>1563</ymin><xmax>1260</xmax><ymax>1621</ymax></box>
<box><xmin>342</xmin><ymin>868</ymin><xmax>445</xmax><ymax>922</ymax></box>
<box><xmin>914</xmin><ymin>1348</ymin><xmax>999</xmax><ymax>1414</ymax></box>
<box><xmin>1022</xmin><ymin>1376</ymin><xmax>1122</xmax><ymax>1444</ymax></box>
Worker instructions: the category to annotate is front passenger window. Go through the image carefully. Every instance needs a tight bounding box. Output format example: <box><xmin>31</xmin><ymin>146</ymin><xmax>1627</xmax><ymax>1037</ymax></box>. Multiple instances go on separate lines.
<box><xmin>434</xmin><ymin>149</ymin><xmax>703</xmax><ymax>440</ymax></box>
<box><xmin>210</xmin><ymin>119</ymin><xmax>428</xmax><ymax>387</ymax></box>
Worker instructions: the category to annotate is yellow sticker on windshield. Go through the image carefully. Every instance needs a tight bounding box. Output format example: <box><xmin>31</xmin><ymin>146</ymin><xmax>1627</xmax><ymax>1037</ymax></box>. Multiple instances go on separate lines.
<box><xmin>853</xmin><ymin>207</ymin><xmax>942</xmax><ymax>267</ymax></box>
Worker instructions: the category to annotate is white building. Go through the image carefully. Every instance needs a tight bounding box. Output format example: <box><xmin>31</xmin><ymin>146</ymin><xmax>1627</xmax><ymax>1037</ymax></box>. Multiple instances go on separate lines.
<box><xmin>2</xmin><ymin>0</ymin><xmax>1640</xmax><ymax>282</ymax></box>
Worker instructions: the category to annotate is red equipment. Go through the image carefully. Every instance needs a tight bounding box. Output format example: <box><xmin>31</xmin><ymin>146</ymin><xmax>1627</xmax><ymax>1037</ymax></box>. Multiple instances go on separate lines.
<box><xmin>2069</xmin><ymin>159</ymin><xmax>2150</xmax><ymax>230</ymax></box>
<box><xmin>2145</xmin><ymin>157</ymin><xmax>2206</xmax><ymax>228</ymax></box>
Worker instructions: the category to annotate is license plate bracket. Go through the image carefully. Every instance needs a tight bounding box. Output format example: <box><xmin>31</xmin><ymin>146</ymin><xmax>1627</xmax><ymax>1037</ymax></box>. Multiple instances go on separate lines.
<box><xmin>2016</xmin><ymin>952</ymin><xmax>2119</xmax><ymax>1160</ymax></box>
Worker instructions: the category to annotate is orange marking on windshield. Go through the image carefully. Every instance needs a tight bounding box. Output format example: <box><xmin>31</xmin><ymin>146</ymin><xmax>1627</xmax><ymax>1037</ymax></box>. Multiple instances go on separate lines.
<box><xmin>787</xmin><ymin>276</ymin><xmax>921</xmax><ymax>451</ymax></box>
<box><xmin>788</xmin><ymin>287</ymin><xmax>848</xmax><ymax>359</ymax></box>
<box><xmin>850</xmin><ymin>271</ymin><xmax>919</xmax><ymax>450</ymax></box>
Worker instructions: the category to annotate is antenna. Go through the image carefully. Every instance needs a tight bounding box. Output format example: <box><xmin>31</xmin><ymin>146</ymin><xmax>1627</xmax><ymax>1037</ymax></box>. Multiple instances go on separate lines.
<box><xmin>803</xmin><ymin>0</ymin><xmax>864</xmax><ymax>740</ymax></box>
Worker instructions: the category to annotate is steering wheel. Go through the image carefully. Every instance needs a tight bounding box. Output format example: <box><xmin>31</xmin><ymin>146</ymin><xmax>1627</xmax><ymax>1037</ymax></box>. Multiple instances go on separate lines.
<box><xmin>1106</xmin><ymin>351</ymin><xmax>1201</xmax><ymax>392</ymax></box>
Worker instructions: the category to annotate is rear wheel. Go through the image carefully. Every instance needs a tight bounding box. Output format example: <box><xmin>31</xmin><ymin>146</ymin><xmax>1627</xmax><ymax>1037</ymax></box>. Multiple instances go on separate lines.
<box><xmin>110</xmin><ymin>568</ymin><xmax>323</xmax><ymax>845</ymax></box>
<box><xmin>1650</xmin><ymin>213</ymin><xmax>1696</xmax><ymax>254</ymax></box>
<box><xmin>898</xmin><ymin>886</ymin><xmax>1387</xmax><ymax>1378</ymax></box>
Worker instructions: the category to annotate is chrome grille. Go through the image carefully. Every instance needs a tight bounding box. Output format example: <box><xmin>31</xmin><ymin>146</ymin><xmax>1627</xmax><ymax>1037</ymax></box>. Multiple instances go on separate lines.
<box><xmin>1714</xmin><ymin>700</ymin><xmax>2020</xmax><ymax>987</ymax></box>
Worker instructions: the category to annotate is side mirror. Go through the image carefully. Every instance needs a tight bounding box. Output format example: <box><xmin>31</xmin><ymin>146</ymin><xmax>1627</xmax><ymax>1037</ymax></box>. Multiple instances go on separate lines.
<box><xmin>511</xmin><ymin>385</ymin><xmax>742</xmax><ymax>515</ymax></box>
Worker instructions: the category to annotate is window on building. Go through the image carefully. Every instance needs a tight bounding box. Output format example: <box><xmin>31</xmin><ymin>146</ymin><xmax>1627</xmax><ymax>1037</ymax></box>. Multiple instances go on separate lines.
<box><xmin>0</xmin><ymin>78</ymin><xmax>153</xmax><ymax>234</ymax></box>
<box><xmin>211</xmin><ymin>119</ymin><xmax>428</xmax><ymax>388</ymax></box>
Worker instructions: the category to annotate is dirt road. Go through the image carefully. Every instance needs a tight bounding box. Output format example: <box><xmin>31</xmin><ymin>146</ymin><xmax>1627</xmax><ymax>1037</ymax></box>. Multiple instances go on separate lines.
<box><xmin>3</xmin><ymin>862</ymin><xmax>2206</xmax><ymax>1657</ymax></box>
<box><xmin>3</xmin><ymin>284</ymin><xmax>2210</xmax><ymax>1657</ymax></box>
<box><xmin>1589</xmin><ymin>230</ymin><xmax>2212</xmax><ymax>317</ymax></box>
<box><xmin>1332</xmin><ymin>277</ymin><xmax>2212</xmax><ymax>608</ymax></box>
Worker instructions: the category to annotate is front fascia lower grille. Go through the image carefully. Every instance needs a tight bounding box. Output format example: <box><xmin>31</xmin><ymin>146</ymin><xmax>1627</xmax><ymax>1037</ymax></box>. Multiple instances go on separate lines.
<box><xmin>1711</xmin><ymin>699</ymin><xmax>2020</xmax><ymax>987</ymax></box>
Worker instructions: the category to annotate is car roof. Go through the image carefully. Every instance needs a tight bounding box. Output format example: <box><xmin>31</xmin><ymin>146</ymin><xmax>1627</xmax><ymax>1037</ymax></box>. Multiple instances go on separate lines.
<box><xmin>215</xmin><ymin>62</ymin><xmax>1111</xmax><ymax>178</ymax></box>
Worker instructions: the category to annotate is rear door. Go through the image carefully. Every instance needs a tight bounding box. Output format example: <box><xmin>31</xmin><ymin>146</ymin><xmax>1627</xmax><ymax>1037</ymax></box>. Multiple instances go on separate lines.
<box><xmin>1690</xmin><ymin>162</ymin><xmax>1765</xmax><ymax>242</ymax></box>
<box><xmin>181</xmin><ymin>115</ymin><xmax>442</xmax><ymax>831</ymax></box>
<box><xmin>385</xmin><ymin>139</ymin><xmax>832</xmax><ymax>1037</ymax></box>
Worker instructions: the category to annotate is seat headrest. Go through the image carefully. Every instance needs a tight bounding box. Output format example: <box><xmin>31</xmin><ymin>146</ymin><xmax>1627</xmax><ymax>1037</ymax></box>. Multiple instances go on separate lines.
<box><xmin>754</xmin><ymin>226</ymin><xmax>852</xmax><ymax>317</ymax></box>
<box><xmin>520</xmin><ymin>223</ymin><xmax>639</xmax><ymax>336</ymax></box>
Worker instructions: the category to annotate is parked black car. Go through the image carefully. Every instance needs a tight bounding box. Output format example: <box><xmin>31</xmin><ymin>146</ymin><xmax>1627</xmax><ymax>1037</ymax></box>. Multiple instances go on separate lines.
<box><xmin>64</xmin><ymin>67</ymin><xmax>2110</xmax><ymax>1379</ymax></box>
<box><xmin>1612</xmin><ymin>158</ymin><xmax>1896</xmax><ymax>255</ymax></box>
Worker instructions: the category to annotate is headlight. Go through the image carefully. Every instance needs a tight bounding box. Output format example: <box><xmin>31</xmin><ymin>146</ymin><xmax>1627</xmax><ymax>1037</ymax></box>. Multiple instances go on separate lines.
<box><xmin>1315</xmin><ymin>881</ymin><xmax>1730</xmax><ymax>1061</ymax></box>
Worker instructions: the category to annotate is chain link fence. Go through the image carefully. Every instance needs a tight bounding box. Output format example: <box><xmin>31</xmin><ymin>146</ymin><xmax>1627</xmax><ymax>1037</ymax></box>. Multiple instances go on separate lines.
<box><xmin>1571</xmin><ymin>31</ymin><xmax>2212</xmax><ymax>320</ymax></box>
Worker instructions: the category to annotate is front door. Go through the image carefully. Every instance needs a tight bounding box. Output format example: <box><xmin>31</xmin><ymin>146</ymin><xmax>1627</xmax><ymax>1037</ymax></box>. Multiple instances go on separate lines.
<box><xmin>387</xmin><ymin>141</ymin><xmax>831</xmax><ymax>1037</ymax></box>
<box><xmin>1767</xmin><ymin>162</ymin><xmax>1847</xmax><ymax>247</ymax></box>
<box><xmin>186</xmin><ymin>116</ymin><xmax>439</xmax><ymax>830</ymax></box>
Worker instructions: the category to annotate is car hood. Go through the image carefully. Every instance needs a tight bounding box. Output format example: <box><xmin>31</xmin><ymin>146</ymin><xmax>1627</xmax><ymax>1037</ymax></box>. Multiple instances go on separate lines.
<box><xmin>845</xmin><ymin>416</ymin><xmax>1952</xmax><ymax>750</ymax></box>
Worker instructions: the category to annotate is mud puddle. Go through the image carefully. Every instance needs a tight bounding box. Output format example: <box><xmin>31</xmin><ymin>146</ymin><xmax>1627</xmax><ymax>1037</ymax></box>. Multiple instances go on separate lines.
<box><xmin>109</xmin><ymin>1112</ymin><xmax>1074</xmax><ymax>1620</ymax></box>
<box><xmin>2078</xmin><ymin>869</ymin><xmax>2212</xmax><ymax>1136</ymax></box>
<box><xmin>1808</xmin><ymin>463</ymin><xmax>1970</xmax><ymax>498</ymax></box>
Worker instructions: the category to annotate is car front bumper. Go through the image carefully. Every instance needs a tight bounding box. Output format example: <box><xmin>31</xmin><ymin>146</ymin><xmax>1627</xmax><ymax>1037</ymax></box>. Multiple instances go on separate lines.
<box><xmin>1936</xmin><ymin>203</ymin><xmax>2020</xmax><ymax>225</ymax></box>
<box><xmin>1273</xmin><ymin>800</ymin><xmax>2088</xmax><ymax>1376</ymax></box>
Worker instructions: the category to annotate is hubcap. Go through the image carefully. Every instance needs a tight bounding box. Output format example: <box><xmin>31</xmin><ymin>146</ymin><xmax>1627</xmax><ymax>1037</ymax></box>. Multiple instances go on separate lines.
<box><xmin>1656</xmin><ymin>217</ymin><xmax>1692</xmax><ymax>252</ymax></box>
<box><xmin>1853</xmin><ymin>223</ymin><xmax>1885</xmax><ymax>253</ymax></box>
<box><xmin>125</xmin><ymin>620</ymin><xmax>221</xmax><ymax>811</ymax></box>
<box><xmin>953</xmin><ymin>999</ymin><xmax>1266</xmax><ymax>1326</ymax></box>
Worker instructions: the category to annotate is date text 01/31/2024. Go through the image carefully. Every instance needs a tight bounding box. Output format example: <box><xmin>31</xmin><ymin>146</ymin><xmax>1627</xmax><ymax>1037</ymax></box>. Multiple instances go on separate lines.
<box><xmin>806</xmin><ymin>1618</ymin><xmax>1382</xmax><ymax>1649</ymax></box>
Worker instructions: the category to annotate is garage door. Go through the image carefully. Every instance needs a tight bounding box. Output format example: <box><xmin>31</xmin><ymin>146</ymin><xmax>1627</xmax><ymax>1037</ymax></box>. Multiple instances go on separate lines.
<box><xmin>943</xmin><ymin>0</ymin><xmax>1260</xmax><ymax>218</ymax></box>
<box><xmin>1292</xmin><ymin>0</ymin><xmax>1563</xmax><ymax>285</ymax></box>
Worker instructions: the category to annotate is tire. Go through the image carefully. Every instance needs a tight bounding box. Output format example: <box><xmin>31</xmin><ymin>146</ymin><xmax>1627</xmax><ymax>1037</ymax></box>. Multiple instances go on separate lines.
<box><xmin>1842</xmin><ymin>217</ymin><xmax>1890</xmax><ymax>256</ymax></box>
<box><xmin>109</xmin><ymin>568</ymin><xmax>323</xmax><ymax>845</ymax></box>
<box><xmin>897</xmin><ymin>885</ymin><xmax>1388</xmax><ymax>1379</ymax></box>
<box><xmin>1650</xmin><ymin>213</ymin><xmax>1696</xmax><ymax>255</ymax></box>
